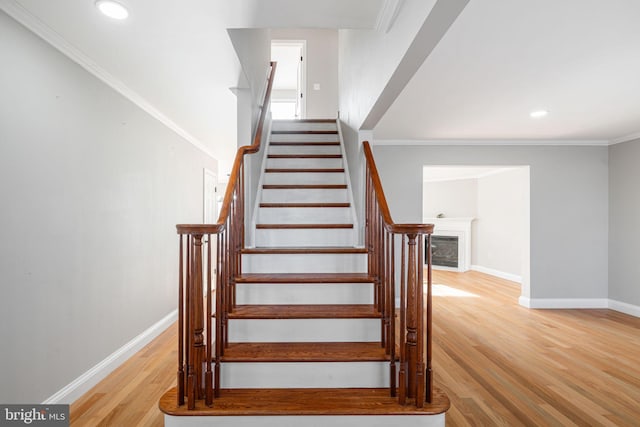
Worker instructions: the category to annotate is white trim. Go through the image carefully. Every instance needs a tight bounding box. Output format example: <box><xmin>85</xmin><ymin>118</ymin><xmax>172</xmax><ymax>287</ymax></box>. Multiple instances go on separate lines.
<box><xmin>518</xmin><ymin>298</ymin><xmax>608</xmax><ymax>309</ymax></box>
<box><xmin>42</xmin><ymin>310</ymin><xmax>177</xmax><ymax>404</ymax></box>
<box><xmin>337</xmin><ymin>120</ymin><xmax>360</xmax><ymax>246</ymax></box>
<box><xmin>375</xmin><ymin>0</ymin><xmax>404</xmax><ymax>33</ymax></box>
<box><xmin>610</xmin><ymin>131</ymin><xmax>640</xmax><ymax>145</ymax></box>
<box><xmin>0</xmin><ymin>0</ymin><xmax>215</xmax><ymax>160</ymax></box>
<box><xmin>373</xmin><ymin>139</ymin><xmax>610</xmax><ymax>146</ymax></box>
<box><xmin>165</xmin><ymin>414</ymin><xmax>445</xmax><ymax>427</ymax></box>
<box><xmin>471</xmin><ymin>265</ymin><xmax>522</xmax><ymax>284</ymax></box>
<box><xmin>608</xmin><ymin>299</ymin><xmax>640</xmax><ymax>318</ymax></box>
<box><xmin>248</xmin><ymin>117</ymin><xmax>273</xmax><ymax>247</ymax></box>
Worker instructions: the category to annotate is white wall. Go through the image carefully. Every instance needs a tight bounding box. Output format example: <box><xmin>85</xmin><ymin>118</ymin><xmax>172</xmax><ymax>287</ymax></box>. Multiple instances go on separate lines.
<box><xmin>474</xmin><ymin>168</ymin><xmax>528</xmax><ymax>279</ymax></box>
<box><xmin>423</xmin><ymin>179</ymin><xmax>477</xmax><ymax>218</ymax></box>
<box><xmin>271</xmin><ymin>29</ymin><xmax>339</xmax><ymax>119</ymax></box>
<box><xmin>372</xmin><ymin>143</ymin><xmax>608</xmax><ymax>302</ymax></box>
<box><xmin>609</xmin><ymin>138</ymin><xmax>640</xmax><ymax>308</ymax></box>
<box><xmin>0</xmin><ymin>12</ymin><xmax>217</xmax><ymax>403</ymax></box>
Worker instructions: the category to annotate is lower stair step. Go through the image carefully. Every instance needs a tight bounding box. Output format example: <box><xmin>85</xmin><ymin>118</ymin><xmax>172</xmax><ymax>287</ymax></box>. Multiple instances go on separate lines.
<box><xmin>221</xmin><ymin>342</ymin><xmax>387</xmax><ymax>362</ymax></box>
<box><xmin>228</xmin><ymin>304</ymin><xmax>381</xmax><ymax>319</ymax></box>
<box><xmin>235</xmin><ymin>273</ymin><xmax>373</xmax><ymax>283</ymax></box>
<box><xmin>160</xmin><ymin>387</ymin><xmax>450</xmax><ymax>421</ymax></box>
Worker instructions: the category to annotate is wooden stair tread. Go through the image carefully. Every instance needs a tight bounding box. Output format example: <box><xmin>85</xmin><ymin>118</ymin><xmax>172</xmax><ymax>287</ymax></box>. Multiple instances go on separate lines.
<box><xmin>273</xmin><ymin>119</ymin><xmax>336</xmax><ymax>123</ymax></box>
<box><xmin>260</xmin><ymin>203</ymin><xmax>350</xmax><ymax>208</ymax></box>
<box><xmin>272</xmin><ymin>130</ymin><xmax>338</xmax><ymax>135</ymax></box>
<box><xmin>267</xmin><ymin>154</ymin><xmax>342</xmax><ymax>159</ymax></box>
<box><xmin>228</xmin><ymin>304</ymin><xmax>381</xmax><ymax>319</ymax></box>
<box><xmin>241</xmin><ymin>247</ymin><xmax>367</xmax><ymax>255</ymax></box>
<box><xmin>270</xmin><ymin>142</ymin><xmax>340</xmax><ymax>146</ymax></box>
<box><xmin>256</xmin><ymin>223</ymin><xmax>353</xmax><ymax>229</ymax></box>
<box><xmin>265</xmin><ymin>168</ymin><xmax>345</xmax><ymax>173</ymax></box>
<box><xmin>263</xmin><ymin>184</ymin><xmax>347</xmax><ymax>189</ymax></box>
<box><xmin>222</xmin><ymin>342</ymin><xmax>387</xmax><ymax>362</ymax></box>
<box><xmin>160</xmin><ymin>387</ymin><xmax>450</xmax><ymax>416</ymax></box>
<box><xmin>235</xmin><ymin>273</ymin><xmax>373</xmax><ymax>283</ymax></box>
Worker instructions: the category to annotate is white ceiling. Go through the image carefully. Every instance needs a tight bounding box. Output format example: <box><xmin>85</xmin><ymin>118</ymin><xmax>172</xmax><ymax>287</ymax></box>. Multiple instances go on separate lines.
<box><xmin>2</xmin><ymin>0</ymin><xmax>383</xmax><ymax>176</ymax></box>
<box><xmin>375</xmin><ymin>0</ymin><xmax>640</xmax><ymax>143</ymax></box>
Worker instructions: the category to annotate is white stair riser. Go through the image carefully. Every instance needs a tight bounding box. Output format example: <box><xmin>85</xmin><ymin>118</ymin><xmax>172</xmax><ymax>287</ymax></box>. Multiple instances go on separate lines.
<box><xmin>235</xmin><ymin>283</ymin><xmax>373</xmax><ymax>305</ymax></box>
<box><xmin>271</xmin><ymin>134</ymin><xmax>339</xmax><ymax>143</ymax></box>
<box><xmin>269</xmin><ymin>145</ymin><xmax>342</xmax><ymax>155</ymax></box>
<box><xmin>221</xmin><ymin>362</ymin><xmax>388</xmax><ymax>388</ymax></box>
<box><xmin>267</xmin><ymin>158</ymin><xmax>343</xmax><ymax>169</ymax></box>
<box><xmin>264</xmin><ymin>172</ymin><xmax>345</xmax><ymax>185</ymax></box>
<box><xmin>228</xmin><ymin>319</ymin><xmax>381</xmax><ymax>342</ymax></box>
<box><xmin>166</xmin><ymin>414</ymin><xmax>446</xmax><ymax>427</ymax></box>
<box><xmin>271</xmin><ymin>122</ymin><xmax>337</xmax><ymax>132</ymax></box>
<box><xmin>255</xmin><ymin>228</ymin><xmax>355</xmax><ymax>247</ymax></box>
<box><xmin>242</xmin><ymin>253</ymin><xmax>367</xmax><ymax>274</ymax></box>
<box><xmin>258</xmin><ymin>207</ymin><xmax>352</xmax><ymax>224</ymax></box>
<box><xmin>261</xmin><ymin>188</ymin><xmax>349</xmax><ymax>203</ymax></box>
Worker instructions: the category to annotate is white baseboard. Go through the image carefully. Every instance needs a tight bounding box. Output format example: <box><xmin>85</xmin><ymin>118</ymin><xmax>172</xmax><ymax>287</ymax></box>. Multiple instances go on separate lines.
<box><xmin>608</xmin><ymin>299</ymin><xmax>640</xmax><ymax>318</ymax></box>
<box><xmin>518</xmin><ymin>297</ymin><xmax>608</xmax><ymax>309</ymax></box>
<box><xmin>471</xmin><ymin>265</ymin><xmax>522</xmax><ymax>284</ymax></box>
<box><xmin>42</xmin><ymin>309</ymin><xmax>177</xmax><ymax>405</ymax></box>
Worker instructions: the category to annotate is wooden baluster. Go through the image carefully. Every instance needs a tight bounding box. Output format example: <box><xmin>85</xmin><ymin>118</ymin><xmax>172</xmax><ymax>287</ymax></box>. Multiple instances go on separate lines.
<box><xmin>416</xmin><ymin>234</ymin><xmax>425</xmax><ymax>407</ymax></box>
<box><xmin>398</xmin><ymin>234</ymin><xmax>407</xmax><ymax>405</ymax></box>
<box><xmin>384</xmin><ymin>228</ymin><xmax>390</xmax><ymax>355</ymax></box>
<box><xmin>366</xmin><ymin>169</ymin><xmax>372</xmax><ymax>297</ymax></box>
<box><xmin>186</xmin><ymin>235</ymin><xmax>195</xmax><ymax>409</ymax></box>
<box><xmin>389</xmin><ymin>231</ymin><xmax>396</xmax><ymax>397</ymax></box>
<box><xmin>191</xmin><ymin>234</ymin><xmax>205</xmax><ymax>400</ymax></box>
<box><xmin>405</xmin><ymin>233</ymin><xmax>418</xmax><ymax>400</ymax></box>
<box><xmin>215</xmin><ymin>233</ymin><xmax>222</xmax><ymax>397</ymax></box>
<box><xmin>224</xmin><ymin>220</ymin><xmax>231</xmax><ymax>348</ymax></box>
<box><xmin>426</xmin><ymin>233</ymin><xmax>433</xmax><ymax>403</ymax></box>
<box><xmin>177</xmin><ymin>235</ymin><xmax>185</xmax><ymax>406</ymax></box>
<box><xmin>205</xmin><ymin>234</ymin><xmax>213</xmax><ymax>406</ymax></box>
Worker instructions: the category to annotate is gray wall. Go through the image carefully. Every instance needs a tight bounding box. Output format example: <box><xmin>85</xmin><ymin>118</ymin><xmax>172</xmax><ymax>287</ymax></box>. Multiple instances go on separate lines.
<box><xmin>0</xmin><ymin>12</ymin><xmax>216</xmax><ymax>403</ymax></box>
<box><xmin>609</xmin><ymin>138</ymin><xmax>640</xmax><ymax>306</ymax></box>
<box><xmin>372</xmin><ymin>144</ymin><xmax>608</xmax><ymax>300</ymax></box>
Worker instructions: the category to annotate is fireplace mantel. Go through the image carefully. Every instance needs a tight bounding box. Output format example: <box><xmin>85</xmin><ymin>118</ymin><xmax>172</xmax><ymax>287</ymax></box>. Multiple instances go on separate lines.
<box><xmin>424</xmin><ymin>217</ymin><xmax>475</xmax><ymax>272</ymax></box>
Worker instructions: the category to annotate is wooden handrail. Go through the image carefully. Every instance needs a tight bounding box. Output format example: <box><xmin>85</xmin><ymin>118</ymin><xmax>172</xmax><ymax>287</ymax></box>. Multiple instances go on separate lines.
<box><xmin>177</xmin><ymin>61</ymin><xmax>277</xmax><ymax>235</ymax></box>
<box><xmin>175</xmin><ymin>61</ymin><xmax>276</xmax><ymax>409</ymax></box>
<box><xmin>363</xmin><ymin>139</ymin><xmax>434</xmax><ymax>408</ymax></box>
<box><xmin>362</xmin><ymin>141</ymin><xmax>433</xmax><ymax>235</ymax></box>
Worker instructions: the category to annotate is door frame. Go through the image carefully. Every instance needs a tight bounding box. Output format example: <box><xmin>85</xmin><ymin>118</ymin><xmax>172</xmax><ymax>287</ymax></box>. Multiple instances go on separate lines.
<box><xmin>271</xmin><ymin>39</ymin><xmax>307</xmax><ymax>119</ymax></box>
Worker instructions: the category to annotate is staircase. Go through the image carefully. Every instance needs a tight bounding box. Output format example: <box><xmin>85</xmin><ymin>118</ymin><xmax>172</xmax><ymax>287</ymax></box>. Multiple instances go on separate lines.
<box><xmin>159</xmin><ymin>63</ymin><xmax>448</xmax><ymax>426</ymax></box>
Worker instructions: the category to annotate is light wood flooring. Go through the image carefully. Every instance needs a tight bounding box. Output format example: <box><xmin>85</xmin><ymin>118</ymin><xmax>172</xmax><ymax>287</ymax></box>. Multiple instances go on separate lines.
<box><xmin>70</xmin><ymin>270</ymin><xmax>640</xmax><ymax>426</ymax></box>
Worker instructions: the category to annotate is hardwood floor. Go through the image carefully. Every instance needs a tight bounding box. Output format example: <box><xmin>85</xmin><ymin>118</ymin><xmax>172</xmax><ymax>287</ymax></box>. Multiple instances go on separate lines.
<box><xmin>433</xmin><ymin>270</ymin><xmax>640</xmax><ymax>427</ymax></box>
<box><xmin>70</xmin><ymin>270</ymin><xmax>640</xmax><ymax>426</ymax></box>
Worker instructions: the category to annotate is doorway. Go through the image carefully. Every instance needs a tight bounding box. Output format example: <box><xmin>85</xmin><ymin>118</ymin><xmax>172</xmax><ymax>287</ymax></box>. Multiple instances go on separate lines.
<box><xmin>271</xmin><ymin>40</ymin><xmax>306</xmax><ymax>120</ymax></box>
<box><xmin>422</xmin><ymin>165</ymin><xmax>531</xmax><ymax>302</ymax></box>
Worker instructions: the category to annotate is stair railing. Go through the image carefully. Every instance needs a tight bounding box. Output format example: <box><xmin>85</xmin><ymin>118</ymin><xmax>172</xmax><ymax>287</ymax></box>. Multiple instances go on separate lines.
<box><xmin>175</xmin><ymin>61</ymin><xmax>276</xmax><ymax>409</ymax></box>
<box><xmin>363</xmin><ymin>141</ymin><xmax>434</xmax><ymax>408</ymax></box>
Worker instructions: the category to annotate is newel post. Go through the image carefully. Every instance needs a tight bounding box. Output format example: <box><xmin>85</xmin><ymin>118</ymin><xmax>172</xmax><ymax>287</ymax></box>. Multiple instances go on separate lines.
<box><xmin>405</xmin><ymin>233</ymin><xmax>418</xmax><ymax>400</ymax></box>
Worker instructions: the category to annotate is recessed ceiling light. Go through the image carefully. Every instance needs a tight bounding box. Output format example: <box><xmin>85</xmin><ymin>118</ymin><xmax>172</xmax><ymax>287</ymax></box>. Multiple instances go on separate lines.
<box><xmin>530</xmin><ymin>110</ymin><xmax>549</xmax><ymax>118</ymax></box>
<box><xmin>96</xmin><ymin>0</ymin><xmax>129</xmax><ymax>20</ymax></box>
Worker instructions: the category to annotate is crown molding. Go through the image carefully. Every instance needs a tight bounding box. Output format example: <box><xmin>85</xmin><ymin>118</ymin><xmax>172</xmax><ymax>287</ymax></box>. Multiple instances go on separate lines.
<box><xmin>0</xmin><ymin>0</ymin><xmax>216</xmax><ymax>159</ymax></box>
<box><xmin>375</xmin><ymin>0</ymin><xmax>403</xmax><ymax>33</ymax></box>
<box><xmin>372</xmin><ymin>138</ymin><xmax>611</xmax><ymax>146</ymax></box>
<box><xmin>610</xmin><ymin>131</ymin><xmax>640</xmax><ymax>145</ymax></box>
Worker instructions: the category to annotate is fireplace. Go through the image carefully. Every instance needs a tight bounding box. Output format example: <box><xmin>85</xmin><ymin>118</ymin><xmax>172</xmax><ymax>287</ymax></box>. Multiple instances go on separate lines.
<box><xmin>424</xmin><ymin>217</ymin><xmax>475</xmax><ymax>272</ymax></box>
<box><xmin>430</xmin><ymin>235</ymin><xmax>459</xmax><ymax>268</ymax></box>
